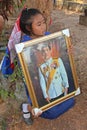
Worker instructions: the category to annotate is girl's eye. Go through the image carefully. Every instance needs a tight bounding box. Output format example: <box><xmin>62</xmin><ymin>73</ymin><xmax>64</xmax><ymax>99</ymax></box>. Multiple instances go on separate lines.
<box><xmin>43</xmin><ymin>21</ymin><xmax>46</xmax><ymax>24</ymax></box>
<box><xmin>43</xmin><ymin>19</ymin><xmax>46</xmax><ymax>24</ymax></box>
<box><xmin>37</xmin><ymin>23</ymin><xmax>41</xmax><ymax>26</ymax></box>
<box><xmin>37</xmin><ymin>20</ymin><xmax>46</xmax><ymax>26</ymax></box>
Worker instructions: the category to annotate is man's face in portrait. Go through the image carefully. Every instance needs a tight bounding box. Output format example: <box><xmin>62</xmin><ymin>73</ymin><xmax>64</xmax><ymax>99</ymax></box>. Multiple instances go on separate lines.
<box><xmin>42</xmin><ymin>45</ymin><xmax>52</xmax><ymax>61</ymax></box>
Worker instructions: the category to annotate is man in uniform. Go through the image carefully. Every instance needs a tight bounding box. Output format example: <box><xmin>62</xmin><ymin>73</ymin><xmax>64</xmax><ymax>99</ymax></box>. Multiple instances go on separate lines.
<box><xmin>38</xmin><ymin>44</ymin><xmax>69</xmax><ymax>103</ymax></box>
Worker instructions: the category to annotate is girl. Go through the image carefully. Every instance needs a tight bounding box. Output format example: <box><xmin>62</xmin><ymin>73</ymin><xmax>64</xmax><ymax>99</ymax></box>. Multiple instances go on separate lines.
<box><xmin>19</xmin><ymin>8</ymin><xmax>74</xmax><ymax>125</ymax></box>
<box><xmin>1</xmin><ymin>8</ymin><xmax>74</xmax><ymax>125</ymax></box>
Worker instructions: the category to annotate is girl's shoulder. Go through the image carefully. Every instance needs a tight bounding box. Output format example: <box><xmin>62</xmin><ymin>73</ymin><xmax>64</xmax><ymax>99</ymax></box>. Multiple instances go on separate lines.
<box><xmin>21</xmin><ymin>34</ymin><xmax>32</xmax><ymax>42</ymax></box>
<box><xmin>45</xmin><ymin>32</ymin><xmax>51</xmax><ymax>35</ymax></box>
<box><xmin>21</xmin><ymin>32</ymin><xmax>51</xmax><ymax>42</ymax></box>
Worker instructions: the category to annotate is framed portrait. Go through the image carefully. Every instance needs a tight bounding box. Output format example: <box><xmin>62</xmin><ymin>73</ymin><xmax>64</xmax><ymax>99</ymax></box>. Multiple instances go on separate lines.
<box><xmin>15</xmin><ymin>29</ymin><xmax>80</xmax><ymax>111</ymax></box>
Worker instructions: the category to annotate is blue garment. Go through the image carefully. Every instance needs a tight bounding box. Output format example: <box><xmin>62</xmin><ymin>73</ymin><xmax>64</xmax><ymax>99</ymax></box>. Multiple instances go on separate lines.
<box><xmin>21</xmin><ymin>32</ymin><xmax>50</xmax><ymax>42</ymax></box>
<box><xmin>41</xmin><ymin>98</ymin><xmax>74</xmax><ymax>119</ymax></box>
<box><xmin>21</xmin><ymin>32</ymin><xmax>75</xmax><ymax>119</ymax></box>
<box><xmin>1</xmin><ymin>47</ymin><xmax>14</xmax><ymax>76</ymax></box>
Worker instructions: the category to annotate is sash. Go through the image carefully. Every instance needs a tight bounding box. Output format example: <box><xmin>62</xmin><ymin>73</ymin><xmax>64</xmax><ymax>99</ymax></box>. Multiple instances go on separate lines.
<box><xmin>46</xmin><ymin>68</ymin><xmax>56</xmax><ymax>94</ymax></box>
<box><xmin>40</xmin><ymin>58</ymin><xmax>59</xmax><ymax>93</ymax></box>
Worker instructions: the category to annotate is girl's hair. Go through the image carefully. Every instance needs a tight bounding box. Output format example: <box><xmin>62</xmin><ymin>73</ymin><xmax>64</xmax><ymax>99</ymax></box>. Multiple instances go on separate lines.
<box><xmin>20</xmin><ymin>8</ymin><xmax>42</xmax><ymax>35</ymax></box>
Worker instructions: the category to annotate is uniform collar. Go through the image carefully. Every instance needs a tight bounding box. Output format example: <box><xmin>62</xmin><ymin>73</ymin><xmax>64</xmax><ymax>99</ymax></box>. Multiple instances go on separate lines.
<box><xmin>46</xmin><ymin>57</ymin><xmax>52</xmax><ymax>65</ymax></box>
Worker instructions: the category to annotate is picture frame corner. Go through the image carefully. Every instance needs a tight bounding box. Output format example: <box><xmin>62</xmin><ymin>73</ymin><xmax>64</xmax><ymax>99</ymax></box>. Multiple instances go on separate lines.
<box><xmin>75</xmin><ymin>87</ymin><xmax>81</xmax><ymax>96</ymax></box>
<box><xmin>15</xmin><ymin>42</ymin><xmax>24</xmax><ymax>53</ymax></box>
<box><xmin>62</xmin><ymin>28</ymin><xmax>70</xmax><ymax>37</ymax></box>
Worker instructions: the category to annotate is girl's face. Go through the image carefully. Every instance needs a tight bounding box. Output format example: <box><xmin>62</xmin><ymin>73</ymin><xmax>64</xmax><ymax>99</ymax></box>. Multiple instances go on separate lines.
<box><xmin>31</xmin><ymin>14</ymin><xmax>46</xmax><ymax>38</ymax></box>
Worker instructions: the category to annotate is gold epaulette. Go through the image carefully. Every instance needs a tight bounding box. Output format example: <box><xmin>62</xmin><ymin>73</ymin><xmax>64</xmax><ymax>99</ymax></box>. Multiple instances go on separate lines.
<box><xmin>52</xmin><ymin>58</ymin><xmax>60</xmax><ymax>67</ymax></box>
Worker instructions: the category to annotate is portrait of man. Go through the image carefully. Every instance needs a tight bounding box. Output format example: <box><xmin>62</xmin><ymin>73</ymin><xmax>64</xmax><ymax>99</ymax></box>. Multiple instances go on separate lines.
<box><xmin>17</xmin><ymin>32</ymin><xmax>79</xmax><ymax>110</ymax></box>
<box><xmin>38</xmin><ymin>43</ymin><xmax>69</xmax><ymax>103</ymax></box>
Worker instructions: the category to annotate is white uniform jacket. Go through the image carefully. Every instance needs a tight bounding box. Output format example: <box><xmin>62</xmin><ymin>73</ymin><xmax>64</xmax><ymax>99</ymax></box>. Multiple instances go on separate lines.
<box><xmin>38</xmin><ymin>57</ymin><xmax>69</xmax><ymax>99</ymax></box>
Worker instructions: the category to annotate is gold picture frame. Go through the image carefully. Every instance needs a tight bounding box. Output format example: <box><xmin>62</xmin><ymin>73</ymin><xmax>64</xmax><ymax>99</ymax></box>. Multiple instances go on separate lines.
<box><xmin>15</xmin><ymin>29</ymin><xmax>80</xmax><ymax>112</ymax></box>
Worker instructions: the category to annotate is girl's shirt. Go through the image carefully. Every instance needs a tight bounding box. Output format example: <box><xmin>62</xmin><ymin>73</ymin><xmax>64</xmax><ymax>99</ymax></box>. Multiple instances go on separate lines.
<box><xmin>21</xmin><ymin>32</ymin><xmax>50</xmax><ymax>42</ymax></box>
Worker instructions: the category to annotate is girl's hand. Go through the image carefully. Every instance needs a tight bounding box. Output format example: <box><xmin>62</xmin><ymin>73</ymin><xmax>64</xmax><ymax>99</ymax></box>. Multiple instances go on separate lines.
<box><xmin>27</xmin><ymin>104</ymin><xmax>42</xmax><ymax>118</ymax></box>
<box><xmin>32</xmin><ymin>108</ymin><xmax>42</xmax><ymax>118</ymax></box>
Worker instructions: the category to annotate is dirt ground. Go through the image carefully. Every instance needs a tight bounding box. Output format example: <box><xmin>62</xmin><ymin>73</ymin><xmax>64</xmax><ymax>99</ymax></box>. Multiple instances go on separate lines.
<box><xmin>0</xmin><ymin>8</ymin><xmax>87</xmax><ymax>130</ymax></box>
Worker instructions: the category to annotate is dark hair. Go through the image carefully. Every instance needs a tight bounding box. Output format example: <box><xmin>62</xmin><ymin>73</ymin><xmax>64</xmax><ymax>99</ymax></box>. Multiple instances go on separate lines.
<box><xmin>20</xmin><ymin>8</ymin><xmax>42</xmax><ymax>35</ymax></box>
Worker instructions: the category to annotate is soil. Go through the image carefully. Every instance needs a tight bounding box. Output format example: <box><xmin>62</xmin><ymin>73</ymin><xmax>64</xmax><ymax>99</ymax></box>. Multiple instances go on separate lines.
<box><xmin>0</xmin><ymin>8</ymin><xmax>87</xmax><ymax>130</ymax></box>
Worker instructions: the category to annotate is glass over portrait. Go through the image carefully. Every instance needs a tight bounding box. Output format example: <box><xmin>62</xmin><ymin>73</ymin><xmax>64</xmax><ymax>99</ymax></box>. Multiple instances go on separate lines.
<box><xmin>15</xmin><ymin>29</ymin><xmax>80</xmax><ymax>111</ymax></box>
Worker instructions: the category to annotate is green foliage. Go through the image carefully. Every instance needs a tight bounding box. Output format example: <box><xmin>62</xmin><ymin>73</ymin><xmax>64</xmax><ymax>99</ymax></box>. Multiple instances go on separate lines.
<box><xmin>1</xmin><ymin>119</ymin><xmax>7</xmax><ymax>130</ymax></box>
<box><xmin>0</xmin><ymin>59</ymin><xmax>24</xmax><ymax>101</ymax></box>
<box><xmin>84</xmin><ymin>6</ymin><xmax>87</xmax><ymax>9</ymax></box>
<box><xmin>9</xmin><ymin>59</ymin><xmax>23</xmax><ymax>82</ymax></box>
<box><xmin>0</xmin><ymin>89</ymin><xmax>9</xmax><ymax>99</ymax></box>
<box><xmin>0</xmin><ymin>31</ymin><xmax>8</xmax><ymax>44</ymax></box>
<box><xmin>0</xmin><ymin>88</ymin><xmax>15</xmax><ymax>100</ymax></box>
